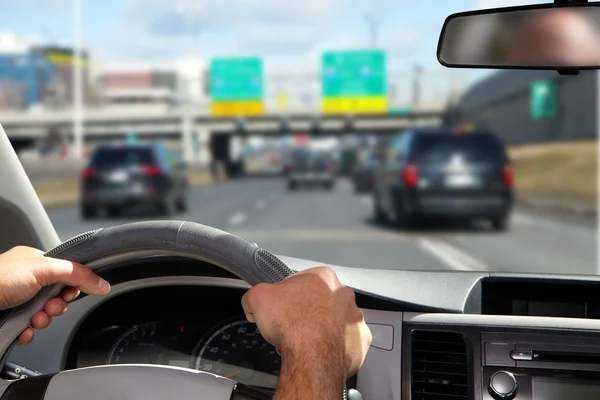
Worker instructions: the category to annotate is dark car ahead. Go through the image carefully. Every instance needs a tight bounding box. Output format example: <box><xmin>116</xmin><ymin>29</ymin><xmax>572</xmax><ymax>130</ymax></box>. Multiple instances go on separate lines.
<box><xmin>80</xmin><ymin>143</ymin><xmax>188</xmax><ymax>219</ymax></box>
<box><xmin>351</xmin><ymin>151</ymin><xmax>382</xmax><ymax>193</ymax></box>
<box><xmin>372</xmin><ymin>129</ymin><xmax>514</xmax><ymax>231</ymax></box>
<box><xmin>287</xmin><ymin>148</ymin><xmax>336</xmax><ymax>190</ymax></box>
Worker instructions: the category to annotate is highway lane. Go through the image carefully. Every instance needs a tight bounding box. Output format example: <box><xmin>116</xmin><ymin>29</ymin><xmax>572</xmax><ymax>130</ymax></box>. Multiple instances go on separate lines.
<box><xmin>47</xmin><ymin>176</ymin><xmax>597</xmax><ymax>274</ymax></box>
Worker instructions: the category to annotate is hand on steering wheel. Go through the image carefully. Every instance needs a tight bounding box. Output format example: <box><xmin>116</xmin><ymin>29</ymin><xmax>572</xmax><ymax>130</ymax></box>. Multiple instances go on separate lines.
<box><xmin>0</xmin><ymin>246</ymin><xmax>110</xmax><ymax>346</ymax></box>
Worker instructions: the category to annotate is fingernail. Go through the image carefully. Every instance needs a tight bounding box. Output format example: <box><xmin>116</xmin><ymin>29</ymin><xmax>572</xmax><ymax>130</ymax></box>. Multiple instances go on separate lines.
<box><xmin>98</xmin><ymin>278</ymin><xmax>110</xmax><ymax>293</ymax></box>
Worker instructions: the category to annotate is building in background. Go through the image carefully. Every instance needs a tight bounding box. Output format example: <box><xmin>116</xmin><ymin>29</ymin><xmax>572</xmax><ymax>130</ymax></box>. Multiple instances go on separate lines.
<box><xmin>101</xmin><ymin>68</ymin><xmax>177</xmax><ymax>105</ymax></box>
<box><xmin>32</xmin><ymin>45</ymin><xmax>100</xmax><ymax>106</ymax></box>
<box><xmin>0</xmin><ymin>52</ymin><xmax>57</xmax><ymax>110</ymax></box>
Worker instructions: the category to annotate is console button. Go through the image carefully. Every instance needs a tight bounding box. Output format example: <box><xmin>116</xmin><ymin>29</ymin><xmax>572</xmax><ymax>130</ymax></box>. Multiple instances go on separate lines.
<box><xmin>510</xmin><ymin>350</ymin><xmax>533</xmax><ymax>361</ymax></box>
<box><xmin>489</xmin><ymin>371</ymin><xmax>518</xmax><ymax>400</ymax></box>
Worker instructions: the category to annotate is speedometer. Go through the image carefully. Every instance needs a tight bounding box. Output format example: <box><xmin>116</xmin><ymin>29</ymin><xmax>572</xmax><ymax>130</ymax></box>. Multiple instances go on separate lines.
<box><xmin>192</xmin><ymin>319</ymin><xmax>281</xmax><ymax>390</ymax></box>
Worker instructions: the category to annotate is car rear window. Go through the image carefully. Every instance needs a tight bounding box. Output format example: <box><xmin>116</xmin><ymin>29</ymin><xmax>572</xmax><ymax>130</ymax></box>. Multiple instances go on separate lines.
<box><xmin>90</xmin><ymin>147</ymin><xmax>155</xmax><ymax>169</ymax></box>
<box><xmin>411</xmin><ymin>134</ymin><xmax>507</xmax><ymax>164</ymax></box>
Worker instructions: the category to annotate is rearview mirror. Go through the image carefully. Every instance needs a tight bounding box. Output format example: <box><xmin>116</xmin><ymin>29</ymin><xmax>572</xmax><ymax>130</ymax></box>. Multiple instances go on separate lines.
<box><xmin>437</xmin><ymin>3</ymin><xmax>600</xmax><ymax>73</ymax></box>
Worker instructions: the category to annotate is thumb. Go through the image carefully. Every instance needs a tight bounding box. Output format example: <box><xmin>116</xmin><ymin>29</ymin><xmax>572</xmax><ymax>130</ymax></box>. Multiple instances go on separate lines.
<box><xmin>33</xmin><ymin>257</ymin><xmax>110</xmax><ymax>296</ymax></box>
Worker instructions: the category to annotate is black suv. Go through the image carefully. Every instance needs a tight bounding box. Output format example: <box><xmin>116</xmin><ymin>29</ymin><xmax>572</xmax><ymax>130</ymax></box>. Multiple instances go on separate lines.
<box><xmin>80</xmin><ymin>143</ymin><xmax>188</xmax><ymax>219</ymax></box>
<box><xmin>372</xmin><ymin>129</ymin><xmax>514</xmax><ymax>231</ymax></box>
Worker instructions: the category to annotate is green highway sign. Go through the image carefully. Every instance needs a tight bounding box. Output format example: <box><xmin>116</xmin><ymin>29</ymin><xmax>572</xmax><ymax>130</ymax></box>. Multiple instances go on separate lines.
<box><xmin>209</xmin><ymin>57</ymin><xmax>264</xmax><ymax>101</ymax></box>
<box><xmin>321</xmin><ymin>50</ymin><xmax>387</xmax><ymax>113</ymax></box>
<box><xmin>322</xmin><ymin>50</ymin><xmax>387</xmax><ymax>97</ymax></box>
<box><xmin>530</xmin><ymin>80</ymin><xmax>558</xmax><ymax>120</ymax></box>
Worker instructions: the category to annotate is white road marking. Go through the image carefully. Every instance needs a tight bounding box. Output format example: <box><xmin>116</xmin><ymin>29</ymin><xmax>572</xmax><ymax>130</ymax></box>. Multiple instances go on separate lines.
<box><xmin>230</xmin><ymin>229</ymin><xmax>411</xmax><ymax>242</ymax></box>
<box><xmin>418</xmin><ymin>238</ymin><xmax>487</xmax><ymax>271</ymax></box>
<box><xmin>229</xmin><ymin>212</ymin><xmax>246</xmax><ymax>226</ymax></box>
<box><xmin>256</xmin><ymin>199</ymin><xmax>266</xmax><ymax>210</ymax></box>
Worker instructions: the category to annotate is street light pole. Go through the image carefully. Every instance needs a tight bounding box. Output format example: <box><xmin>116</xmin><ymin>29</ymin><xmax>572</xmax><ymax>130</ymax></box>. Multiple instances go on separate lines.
<box><xmin>177</xmin><ymin>4</ymin><xmax>201</xmax><ymax>165</ymax></box>
<box><xmin>364</xmin><ymin>14</ymin><xmax>379</xmax><ymax>48</ymax></box>
<box><xmin>72</xmin><ymin>0</ymin><xmax>83</xmax><ymax>159</ymax></box>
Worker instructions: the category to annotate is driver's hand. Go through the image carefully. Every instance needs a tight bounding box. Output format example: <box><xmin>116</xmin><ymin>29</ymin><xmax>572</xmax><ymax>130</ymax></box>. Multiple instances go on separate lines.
<box><xmin>242</xmin><ymin>267</ymin><xmax>372</xmax><ymax>378</ymax></box>
<box><xmin>0</xmin><ymin>246</ymin><xmax>111</xmax><ymax>346</ymax></box>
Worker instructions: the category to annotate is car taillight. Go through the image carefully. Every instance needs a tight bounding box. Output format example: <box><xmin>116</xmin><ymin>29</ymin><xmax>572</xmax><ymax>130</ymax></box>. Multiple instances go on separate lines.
<box><xmin>503</xmin><ymin>165</ymin><xmax>514</xmax><ymax>187</ymax></box>
<box><xmin>285</xmin><ymin>163</ymin><xmax>295</xmax><ymax>173</ymax></box>
<box><xmin>81</xmin><ymin>167</ymin><xmax>96</xmax><ymax>179</ymax></box>
<box><xmin>140</xmin><ymin>165</ymin><xmax>162</xmax><ymax>176</ymax></box>
<box><xmin>402</xmin><ymin>164</ymin><xmax>418</xmax><ymax>188</ymax></box>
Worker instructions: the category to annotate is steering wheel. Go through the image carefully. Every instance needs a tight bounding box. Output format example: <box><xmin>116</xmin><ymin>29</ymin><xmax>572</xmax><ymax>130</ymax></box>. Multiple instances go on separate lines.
<box><xmin>0</xmin><ymin>221</ymin><xmax>296</xmax><ymax>400</ymax></box>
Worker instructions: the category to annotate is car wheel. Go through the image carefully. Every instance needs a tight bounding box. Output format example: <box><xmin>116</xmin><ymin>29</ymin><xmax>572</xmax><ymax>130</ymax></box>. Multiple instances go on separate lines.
<box><xmin>106</xmin><ymin>205</ymin><xmax>121</xmax><ymax>218</ymax></box>
<box><xmin>373</xmin><ymin>195</ymin><xmax>386</xmax><ymax>223</ymax></box>
<box><xmin>157</xmin><ymin>198</ymin><xmax>175</xmax><ymax>216</ymax></box>
<box><xmin>325</xmin><ymin>181</ymin><xmax>334</xmax><ymax>190</ymax></box>
<box><xmin>80</xmin><ymin>205</ymin><xmax>96</xmax><ymax>220</ymax></box>
<box><xmin>175</xmin><ymin>194</ymin><xmax>188</xmax><ymax>213</ymax></box>
<box><xmin>395</xmin><ymin>200</ymin><xmax>417</xmax><ymax>230</ymax></box>
<box><xmin>491</xmin><ymin>215</ymin><xmax>509</xmax><ymax>232</ymax></box>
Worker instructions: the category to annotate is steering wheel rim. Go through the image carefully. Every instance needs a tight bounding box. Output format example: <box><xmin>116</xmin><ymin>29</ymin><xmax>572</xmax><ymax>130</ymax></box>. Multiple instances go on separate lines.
<box><xmin>0</xmin><ymin>221</ymin><xmax>295</xmax><ymax>400</ymax></box>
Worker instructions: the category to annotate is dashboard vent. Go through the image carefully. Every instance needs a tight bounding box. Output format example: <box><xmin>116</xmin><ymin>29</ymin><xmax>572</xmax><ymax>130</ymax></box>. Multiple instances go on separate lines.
<box><xmin>411</xmin><ymin>330</ymin><xmax>468</xmax><ymax>400</ymax></box>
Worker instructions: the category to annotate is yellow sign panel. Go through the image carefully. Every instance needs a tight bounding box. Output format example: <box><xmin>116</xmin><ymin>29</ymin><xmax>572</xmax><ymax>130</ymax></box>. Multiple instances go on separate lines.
<box><xmin>211</xmin><ymin>101</ymin><xmax>265</xmax><ymax>116</ymax></box>
<box><xmin>46</xmin><ymin>52</ymin><xmax>88</xmax><ymax>67</ymax></box>
<box><xmin>322</xmin><ymin>96</ymin><xmax>388</xmax><ymax>114</ymax></box>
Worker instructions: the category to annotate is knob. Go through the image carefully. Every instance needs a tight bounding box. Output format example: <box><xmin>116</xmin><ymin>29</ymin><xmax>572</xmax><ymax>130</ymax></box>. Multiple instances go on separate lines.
<box><xmin>489</xmin><ymin>371</ymin><xmax>518</xmax><ymax>399</ymax></box>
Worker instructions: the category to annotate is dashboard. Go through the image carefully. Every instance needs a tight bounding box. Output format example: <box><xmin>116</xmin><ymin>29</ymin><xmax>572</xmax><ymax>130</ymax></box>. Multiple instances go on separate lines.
<box><xmin>9</xmin><ymin>256</ymin><xmax>600</xmax><ymax>400</ymax></box>
<box><xmin>69</xmin><ymin>286</ymin><xmax>280</xmax><ymax>395</ymax></box>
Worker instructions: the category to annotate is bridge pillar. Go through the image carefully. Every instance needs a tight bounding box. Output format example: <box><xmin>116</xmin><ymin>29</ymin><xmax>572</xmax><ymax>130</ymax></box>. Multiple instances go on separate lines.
<box><xmin>196</xmin><ymin>126</ymin><xmax>210</xmax><ymax>166</ymax></box>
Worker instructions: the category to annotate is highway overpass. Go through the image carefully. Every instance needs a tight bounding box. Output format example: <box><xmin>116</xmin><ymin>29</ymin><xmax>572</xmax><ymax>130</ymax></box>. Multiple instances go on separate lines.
<box><xmin>0</xmin><ymin>103</ymin><xmax>448</xmax><ymax>142</ymax></box>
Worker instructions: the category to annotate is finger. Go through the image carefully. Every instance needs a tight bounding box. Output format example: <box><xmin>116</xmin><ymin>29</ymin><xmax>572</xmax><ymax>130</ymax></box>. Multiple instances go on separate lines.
<box><xmin>31</xmin><ymin>311</ymin><xmax>51</xmax><ymax>330</ymax></box>
<box><xmin>61</xmin><ymin>287</ymin><xmax>81</xmax><ymax>303</ymax></box>
<box><xmin>242</xmin><ymin>283</ymin><xmax>272</xmax><ymax>324</ymax></box>
<box><xmin>241</xmin><ymin>291</ymin><xmax>255</xmax><ymax>323</ymax></box>
<box><xmin>16</xmin><ymin>328</ymin><xmax>34</xmax><ymax>346</ymax></box>
<box><xmin>33</xmin><ymin>258</ymin><xmax>110</xmax><ymax>296</ymax></box>
<box><xmin>44</xmin><ymin>298</ymin><xmax>68</xmax><ymax>317</ymax></box>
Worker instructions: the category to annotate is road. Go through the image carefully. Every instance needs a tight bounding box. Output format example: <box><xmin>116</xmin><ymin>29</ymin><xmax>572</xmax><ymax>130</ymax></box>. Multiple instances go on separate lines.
<box><xmin>48</xmin><ymin>176</ymin><xmax>596</xmax><ymax>275</ymax></box>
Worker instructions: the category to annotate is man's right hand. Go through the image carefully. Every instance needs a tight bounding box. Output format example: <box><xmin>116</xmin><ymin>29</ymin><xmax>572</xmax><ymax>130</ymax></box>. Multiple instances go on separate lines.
<box><xmin>242</xmin><ymin>267</ymin><xmax>372</xmax><ymax>399</ymax></box>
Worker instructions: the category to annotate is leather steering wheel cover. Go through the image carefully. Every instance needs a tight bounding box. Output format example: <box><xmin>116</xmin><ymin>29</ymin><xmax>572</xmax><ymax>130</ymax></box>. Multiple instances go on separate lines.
<box><xmin>0</xmin><ymin>221</ymin><xmax>295</xmax><ymax>367</ymax></box>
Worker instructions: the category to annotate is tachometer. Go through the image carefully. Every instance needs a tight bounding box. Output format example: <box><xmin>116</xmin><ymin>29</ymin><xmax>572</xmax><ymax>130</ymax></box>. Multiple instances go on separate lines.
<box><xmin>107</xmin><ymin>322</ymin><xmax>189</xmax><ymax>368</ymax></box>
<box><xmin>192</xmin><ymin>319</ymin><xmax>281</xmax><ymax>390</ymax></box>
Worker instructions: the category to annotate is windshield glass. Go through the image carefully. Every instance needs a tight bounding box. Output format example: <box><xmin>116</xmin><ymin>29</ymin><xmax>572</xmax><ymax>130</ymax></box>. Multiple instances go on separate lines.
<box><xmin>15</xmin><ymin>0</ymin><xmax>595</xmax><ymax>275</ymax></box>
<box><xmin>412</xmin><ymin>134</ymin><xmax>508</xmax><ymax>164</ymax></box>
<box><xmin>90</xmin><ymin>148</ymin><xmax>154</xmax><ymax>168</ymax></box>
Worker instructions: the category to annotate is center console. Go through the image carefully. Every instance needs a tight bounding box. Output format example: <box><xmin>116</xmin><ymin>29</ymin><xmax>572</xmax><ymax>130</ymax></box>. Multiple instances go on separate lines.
<box><xmin>402</xmin><ymin>278</ymin><xmax>600</xmax><ymax>400</ymax></box>
<box><xmin>483</xmin><ymin>333</ymin><xmax>600</xmax><ymax>400</ymax></box>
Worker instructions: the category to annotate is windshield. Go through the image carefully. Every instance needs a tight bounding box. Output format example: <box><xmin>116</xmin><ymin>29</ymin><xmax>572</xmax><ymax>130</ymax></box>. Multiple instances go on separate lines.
<box><xmin>90</xmin><ymin>148</ymin><xmax>155</xmax><ymax>168</ymax></box>
<box><xmin>412</xmin><ymin>134</ymin><xmax>508</xmax><ymax>164</ymax></box>
<box><xmin>15</xmin><ymin>0</ymin><xmax>594</xmax><ymax>276</ymax></box>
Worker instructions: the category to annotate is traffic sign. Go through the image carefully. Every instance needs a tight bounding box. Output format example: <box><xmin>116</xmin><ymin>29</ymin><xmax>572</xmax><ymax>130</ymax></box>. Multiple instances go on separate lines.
<box><xmin>210</xmin><ymin>57</ymin><xmax>264</xmax><ymax>116</ymax></box>
<box><xmin>321</xmin><ymin>50</ymin><xmax>388</xmax><ymax>114</ymax></box>
<box><xmin>530</xmin><ymin>80</ymin><xmax>557</xmax><ymax>120</ymax></box>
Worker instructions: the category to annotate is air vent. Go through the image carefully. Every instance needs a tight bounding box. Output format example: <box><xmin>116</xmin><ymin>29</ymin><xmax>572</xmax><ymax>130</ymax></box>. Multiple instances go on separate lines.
<box><xmin>411</xmin><ymin>330</ymin><xmax>468</xmax><ymax>399</ymax></box>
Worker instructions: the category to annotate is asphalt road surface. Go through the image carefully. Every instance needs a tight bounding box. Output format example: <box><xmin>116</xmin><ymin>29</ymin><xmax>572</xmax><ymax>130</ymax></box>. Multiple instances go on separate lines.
<box><xmin>47</xmin><ymin>176</ymin><xmax>597</xmax><ymax>275</ymax></box>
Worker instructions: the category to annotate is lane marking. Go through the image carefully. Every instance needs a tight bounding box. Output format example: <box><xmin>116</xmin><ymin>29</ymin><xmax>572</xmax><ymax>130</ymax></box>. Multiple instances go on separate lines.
<box><xmin>418</xmin><ymin>237</ymin><xmax>487</xmax><ymax>271</ymax></box>
<box><xmin>229</xmin><ymin>212</ymin><xmax>246</xmax><ymax>226</ymax></box>
<box><xmin>230</xmin><ymin>229</ymin><xmax>411</xmax><ymax>242</ymax></box>
<box><xmin>256</xmin><ymin>199</ymin><xmax>266</xmax><ymax>210</ymax></box>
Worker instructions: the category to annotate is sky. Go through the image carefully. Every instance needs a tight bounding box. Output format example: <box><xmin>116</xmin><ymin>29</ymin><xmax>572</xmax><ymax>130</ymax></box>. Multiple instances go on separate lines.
<box><xmin>0</xmin><ymin>0</ymin><xmax>552</xmax><ymax>103</ymax></box>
